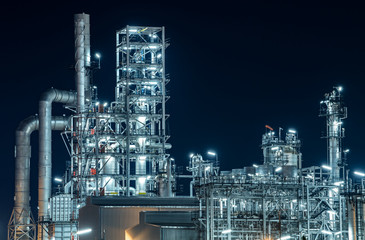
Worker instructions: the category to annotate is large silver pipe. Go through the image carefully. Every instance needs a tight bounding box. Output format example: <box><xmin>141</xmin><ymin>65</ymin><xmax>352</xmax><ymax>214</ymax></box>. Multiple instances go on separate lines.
<box><xmin>13</xmin><ymin>116</ymin><xmax>70</xmax><ymax>232</ymax></box>
<box><xmin>38</xmin><ymin>89</ymin><xmax>75</xmax><ymax>223</ymax></box>
<box><xmin>74</xmin><ymin>13</ymin><xmax>87</xmax><ymax>113</ymax></box>
<box><xmin>14</xmin><ymin>116</ymin><xmax>39</xmax><ymax>230</ymax></box>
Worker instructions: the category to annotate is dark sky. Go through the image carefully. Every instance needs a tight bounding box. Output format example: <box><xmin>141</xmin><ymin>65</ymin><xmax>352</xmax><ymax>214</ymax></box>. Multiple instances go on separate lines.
<box><xmin>2</xmin><ymin>1</ymin><xmax>365</xmax><ymax>238</ymax></box>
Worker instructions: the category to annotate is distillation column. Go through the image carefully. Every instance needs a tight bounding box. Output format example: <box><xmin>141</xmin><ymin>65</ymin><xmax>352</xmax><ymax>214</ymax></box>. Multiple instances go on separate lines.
<box><xmin>319</xmin><ymin>86</ymin><xmax>347</xmax><ymax>183</ymax></box>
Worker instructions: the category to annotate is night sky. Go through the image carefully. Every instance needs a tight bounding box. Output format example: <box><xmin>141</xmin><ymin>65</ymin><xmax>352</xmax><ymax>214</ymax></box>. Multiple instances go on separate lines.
<box><xmin>1</xmin><ymin>1</ymin><xmax>365</xmax><ymax>238</ymax></box>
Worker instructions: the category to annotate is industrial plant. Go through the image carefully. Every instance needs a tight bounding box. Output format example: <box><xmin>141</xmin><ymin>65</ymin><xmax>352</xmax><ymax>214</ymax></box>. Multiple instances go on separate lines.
<box><xmin>7</xmin><ymin>13</ymin><xmax>365</xmax><ymax>240</ymax></box>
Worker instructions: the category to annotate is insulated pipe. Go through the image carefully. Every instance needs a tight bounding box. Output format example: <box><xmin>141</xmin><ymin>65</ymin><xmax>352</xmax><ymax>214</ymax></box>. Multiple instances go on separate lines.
<box><xmin>13</xmin><ymin>116</ymin><xmax>70</xmax><ymax>230</ymax></box>
<box><xmin>38</xmin><ymin>89</ymin><xmax>75</xmax><ymax>223</ymax></box>
<box><xmin>13</xmin><ymin>116</ymin><xmax>39</xmax><ymax>230</ymax></box>
<box><xmin>74</xmin><ymin>13</ymin><xmax>89</xmax><ymax>113</ymax></box>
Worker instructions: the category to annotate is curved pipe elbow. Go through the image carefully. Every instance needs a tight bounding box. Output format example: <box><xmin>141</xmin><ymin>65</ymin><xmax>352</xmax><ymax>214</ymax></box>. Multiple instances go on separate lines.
<box><xmin>40</xmin><ymin>88</ymin><xmax>76</xmax><ymax>104</ymax></box>
<box><xmin>16</xmin><ymin>115</ymin><xmax>39</xmax><ymax>136</ymax></box>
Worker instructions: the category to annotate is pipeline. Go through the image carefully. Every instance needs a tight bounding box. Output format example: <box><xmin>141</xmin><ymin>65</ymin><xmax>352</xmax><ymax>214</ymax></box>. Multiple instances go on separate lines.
<box><xmin>12</xmin><ymin>115</ymin><xmax>70</xmax><ymax>239</ymax></box>
<box><xmin>38</xmin><ymin>89</ymin><xmax>75</xmax><ymax>224</ymax></box>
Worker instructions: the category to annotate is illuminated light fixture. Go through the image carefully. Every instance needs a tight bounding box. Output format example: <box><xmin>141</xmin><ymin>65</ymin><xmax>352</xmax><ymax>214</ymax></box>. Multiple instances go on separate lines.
<box><xmin>305</xmin><ymin>174</ymin><xmax>314</xmax><ymax>179</ymax></box>
<box><xmin>76</xmin><ymin>228</ymin><xmax>92</xmax><ymax>235</ymax></box>
<box><xmin>333</xmin><ymin>121</ymin><xmax>343</xmax><ymax>126</ymax></box>
<box><xmin>222</xmin><ymin>229</ymin><xmax>232</xmax><ymax>234</ymax></box>
<box><xmin>288</xmin><ymin>129</ymin><xmax>296</xmax><ymax>134</ymax></box>
<box><xmin>147</xmin><ymin>66</ymin><xmax>157</xmax><ymax>70</ymax></box>
<box><xmin>271</xmin><ymin>146</ymin><xmax>279</xmax><ymax>150</ymax></box>
<box><xmin>95</xmin><ymin>102</ymin><xmax>100</xmax><ymax>106</ymax></box>
<box><xmin>338</xmin><ymin>86</ymin><xmax>343</xmax><ymax>92</ymax></box>
<box><xmin>139</xmin><ymin>98</ymin><xmax>146</xmax><ymax>101</ymax></box>
<box><xmin>138</xmin><ymin>177</ymin><xmax>146</xmax><ymax>183</ymax></box>
<box><xmin>54</xmin><ymin>178</ymin><xmax>62</xmax><ymax>182</ymax></box>
<box><xmin>157</xmin><ymin>53</ymin><xmax>162</xmax><ymax>58</ymax></box>
<box><xmin>189</xmin><ymin>153</ymin><xmax>194</xmax><ymax>158</ymax></box>
<box><xmin>205</xmin><ymin>166</ymin><xmax>210</xmax><ymax>171</ymax></box>
<box><xmin>334</xmin><ymin>231</ymin><xmax>342</xmax><ymax>235</ymax></box>
<box><xmin>275</xmin><ymin>167</ymin><xmax>282</xmax><ymax>172</ymax></box>
<box><xmin>139</xmin><ymin>156</ymin><xmax>147</xmax><ymax>160</ymax></box>
<box><xmin>344</xmin><ymin>149</ymin><xmax>350</xmax><ymax>153</ymax></box>
<box><xmin>148</xmin><ymin>45</ymin><xmax>159</xmax><ymax>49</ymax></box>
<box><xmin>279</xmin><ymin>236</ymin><xmax>291</xmax><ymax>240</ymax></box>
<box><xmin>354</xmin><ymin>171</ymin><xmax>365</xmax><ymax>177</ymax></box>
<box><xmin>207</xmin><ymin>151</ymin><xmax>216</xmax><ymax>156</ymax></box>
<box><xmin>327</xmin><ymin>210</ymin><xmax>336</xmax><ymax>215</ymax></box>
<box><xmin>322</xmin><ymin>165</ymin><xmax>332</xmax><ymax>170</ymax></box>
<box><xmin>77</xmin><ymin>204</ymin><xmax>81</xmax><ymax>209</ymax></box>
<box><xmin>334</xmin><ymin>181</ymin><xmax>344</xmax><ymax>186</ymax></box>
<box><xmin>103</xmin><ymin>102</ymin><xmax>108</xmax><ymax>107</ymax></box>
<box><xmin>253</xmin><ymin>164</ymin><xmax>258</xmax><ymax>168</ymax></box>
<box><xmin>95</xmin><ymin>53</ymin><xmax>101</xmax><ymax>58</ymax></box>
<box><xmin>128</xmin><ymin>29</ymin><xmax>138</xmax><ymax>33</ymax></box>
<box><xmin>332</xmin><ymin>187</ymin><xmax>339</xmax><ymax>193</ymax></box>
<box><xmin>321</xmin><ymin>230</ymin><xmax>332</xmax><ymax>235</ymax></box>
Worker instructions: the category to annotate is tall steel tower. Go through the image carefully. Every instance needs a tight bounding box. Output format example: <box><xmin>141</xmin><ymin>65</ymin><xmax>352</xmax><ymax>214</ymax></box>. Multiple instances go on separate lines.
<box><xmin>115</xmin><ymin>26</ymin><xmax>171</xmax><ymax>197</ymax></box>
<box><xmin>319</xmin><ymin>86</ymin><xmax>347</xmax><ymax>183</ymax></box>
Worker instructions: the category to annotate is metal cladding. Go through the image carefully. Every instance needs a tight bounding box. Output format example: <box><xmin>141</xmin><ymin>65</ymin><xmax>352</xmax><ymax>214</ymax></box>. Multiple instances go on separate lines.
<box><xmin>74</xmin><ymin>13</ymin><xmax>88</xmax><ymax>113</ymax></box>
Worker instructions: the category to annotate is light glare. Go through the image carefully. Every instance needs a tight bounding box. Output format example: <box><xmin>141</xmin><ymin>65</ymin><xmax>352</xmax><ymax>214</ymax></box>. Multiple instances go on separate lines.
<box><xmin>354</xmin><ymin>171</ymin><xmax>365</xmax><ymax>177</ymax></box>
<box><xmin>222</xmin><ymin>229</ymin><xmax>232</xmax><ymax>234</ymax></box>
<box><xmin>76</xmin><ymin>228</ymin><xmax>92</xmax><ymax>235</ymax></box>
<box><xmin>322</xmin><ymin>165</ymin><xmax>332</xmax><ymax>170</ymax></box>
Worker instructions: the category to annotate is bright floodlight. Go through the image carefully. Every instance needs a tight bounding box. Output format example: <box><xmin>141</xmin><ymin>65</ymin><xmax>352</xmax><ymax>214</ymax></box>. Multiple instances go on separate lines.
<box><xmin>271</xmin><ymin>146</ymin><xmax>279</xmax><ymax>151</ymax></box>
<box><xmin>54</xmin><ymin>178</ymin><xmax>62</xmax><ymax>182</ymax></box>
<box><xmin>354</xmin><ymin>171</ymin><xmax>365</xmax><ymax>177</ymax></box>
<box><xmin>327</xmin><ymin>210</ymin><xmax>336</xmax><ymax>215</ymax></box>
<box><xmin>207</xmin><ymin>151</ymin><xmax>216</xmax><ymax>156</ymax></box>
<box><xmin>322</xmin><ymin>165</ymin><xmax>332</xmax><ymax>170</ymax></box>
<box><xmin>334</xmin><ymin>181</ymin><xmax>344</xmax><ymax>186</ymax></box>
<box><xmin>95</xmin><ymin>53</ymin><xmax>101</xmax><ymax>58</ymax></box>
<box><xmin>321</xmin><ymin>230</ymin><xmax>332</xmax><ymax>235</ymax></box>
<box><xmin>253</xmin><ymin>164</ymin><xmax>258</xmax><ymax>168</ymax></box>
<box><xmin>279</xmin><ymin>236</ymin><xmax>291</xmax><ymax>240</ymax></box>
<box><xmin>275</xmin><ymin>167</ymin><xmax>282</xmax><ymax>172</ymax></box>
<box><xmin>344</xmin><ymin>149</ymin><xmax>350</xmax><ymax>153</ymax></box>
<box><xmin>222</xmin><ymin>229</ymin><xmax>232</xmax><ymax>234</ymax></box>
<box><xmin>76</xmin><ymin>228</ymin><xmax>92</xmax><ymax>235</ymax></box>
<box><xmin>103</xmin><ymin>102</ymin><xmax>108</xmax><ymax>107</ymax></box>
<box><xmin>95</xmin><ymin>102</ymin><xmax>100</xmax><ymax>106</ymax></box>
<box><xmin>338</xmin><ymin>86</ymin><xmax>343</xmax><ymax>92</ymax></box>
<box><xmin>189</xmin><ymin>153</ymin><xmax>194</xmax><ymax>158</ymax></box>
<box><xmin>288</xmin><ymin>129</ymin><xmax>296</xmax><ymax>134</ymax></box>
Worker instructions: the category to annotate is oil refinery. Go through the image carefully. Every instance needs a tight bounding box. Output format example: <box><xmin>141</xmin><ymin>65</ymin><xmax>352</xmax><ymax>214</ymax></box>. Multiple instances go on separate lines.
<box><xmin>7</xmin><ymin>13</ymin><xmax>365</xmax><ymax>240</ymax></box>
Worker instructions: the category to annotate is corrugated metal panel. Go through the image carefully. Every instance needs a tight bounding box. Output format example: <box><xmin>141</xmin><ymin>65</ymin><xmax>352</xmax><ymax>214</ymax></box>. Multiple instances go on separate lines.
<box><xmin>50</xmin><ymin>194</ymin><xmax>73</xmax><ymax>222</ymax></box>
<box><xmin>53</xmin><ymin>222</ymin><xmax>77</xmax><ymax>240</ymax></box>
